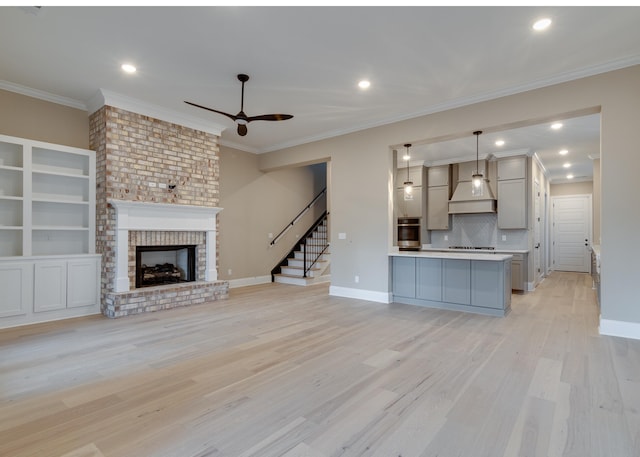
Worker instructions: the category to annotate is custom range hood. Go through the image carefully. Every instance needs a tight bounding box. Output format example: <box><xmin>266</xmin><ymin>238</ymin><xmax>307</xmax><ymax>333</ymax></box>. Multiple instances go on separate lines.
<box><xmin>448</xmin><ymin>159</ymin><xmax>497</xmax><ymax>214</ymax></box>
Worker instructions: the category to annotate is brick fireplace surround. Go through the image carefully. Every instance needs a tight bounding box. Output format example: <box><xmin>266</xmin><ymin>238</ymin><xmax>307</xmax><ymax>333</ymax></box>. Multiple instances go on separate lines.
<box><xmin>89</xmin><ymin>102</ymin><xmax>229</xmax><ymax>318</ymax></box>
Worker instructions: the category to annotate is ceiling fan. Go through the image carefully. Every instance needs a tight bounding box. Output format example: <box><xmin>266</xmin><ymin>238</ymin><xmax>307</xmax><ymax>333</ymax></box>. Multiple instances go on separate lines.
<box><xmin>185</xmin><ymin>74</ymin><xmax>293</xmax><ymax>136</ymax></box>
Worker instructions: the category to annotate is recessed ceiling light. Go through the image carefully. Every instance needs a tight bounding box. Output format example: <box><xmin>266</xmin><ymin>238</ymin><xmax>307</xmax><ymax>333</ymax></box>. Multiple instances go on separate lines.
<box><xmin>563</xmin><ymin>163</ymin><xmax>571</xmax><ymax>168</ymax></box>
<box><xmin>121</xmin><ymin>63</ymin><xmax>137</xmax><ymax>74</ymax></box>
<box><xmin>566</xmin><ymin>174</ymin><xmax>574</xmax><ymax>179</ymax></box>
<box><xmin>533</xmin><ymin>18</ymin><xmax>552</xmax><ymax>31</ymax></box>
<box><xmin>551</xmin><ymin>122</ymin><xmax>563</xmax><ymax>130</ymax></box>
<box><xmin>559</xmin><ymin>149</ymin><xmax>569</xmax><ymax>155</ymax></box>
<box><xmin>358</xmin><ymin>80</ymin><xmax>371</xmax><ymax>89</ymax></box>
<box><xmin>495</xmin><ymin>140</ymin><xmax>505</xmax><ymax>147</ymax></box>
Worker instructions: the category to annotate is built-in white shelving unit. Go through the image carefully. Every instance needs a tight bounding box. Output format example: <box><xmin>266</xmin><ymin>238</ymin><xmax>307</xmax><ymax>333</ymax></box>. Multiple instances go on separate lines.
<box><xmin>0</xmin><ymin>134</ymin><xmax>100</xmax><ymax>328</ymax></box>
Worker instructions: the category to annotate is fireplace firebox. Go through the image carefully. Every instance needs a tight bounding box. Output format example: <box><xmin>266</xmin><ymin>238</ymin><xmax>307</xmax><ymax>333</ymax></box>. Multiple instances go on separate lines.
<box><xmin>135</xmin><ymin>245</ymin><xmax>196</xmax><ymax>288</ymax></box>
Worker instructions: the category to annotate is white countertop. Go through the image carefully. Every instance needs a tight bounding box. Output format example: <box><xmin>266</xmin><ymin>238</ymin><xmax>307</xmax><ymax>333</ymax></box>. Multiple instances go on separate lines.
<box><xmin>421</xmin><ymin>247</ymin><xmax>529</xmax><ymax>254</ymax></box>
<box><xmin>389</xmin><ymin>249</ymin><xmax>513</xmax><ymax>261</ymax></box>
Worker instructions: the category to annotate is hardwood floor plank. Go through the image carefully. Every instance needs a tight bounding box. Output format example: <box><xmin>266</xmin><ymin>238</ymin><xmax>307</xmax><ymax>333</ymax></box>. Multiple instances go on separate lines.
<box><xmin>0</xmin><ymin>274</ymin><xmax>638</xmax><ymax>456</ymax></box>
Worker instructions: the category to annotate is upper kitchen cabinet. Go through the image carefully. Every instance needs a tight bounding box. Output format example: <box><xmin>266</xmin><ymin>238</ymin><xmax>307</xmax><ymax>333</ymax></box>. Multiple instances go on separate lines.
<box><xmin>427</xmin><ymin>165</ymin><xmax>451</xmax><ymax>230</ymax></box>
<box><xmin>497</xmin><ymin>156</ymin><xmax>527</xmax><ymax>229</ymax></box>
<box><xmin>396</xmin><ymin>165</ymin><xmax>425</xmax><ymax>218</ymax></box>
<box><xmin>396</xmin><ymin>165</ymin><xmax>423</xmax><ymax>188</ymax></box>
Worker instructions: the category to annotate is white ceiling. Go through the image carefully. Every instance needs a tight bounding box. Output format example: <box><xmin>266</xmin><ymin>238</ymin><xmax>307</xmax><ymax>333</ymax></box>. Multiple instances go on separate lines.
<box><xmin>1</xmin><ymin>5</ymin><xmax>639</xmax><ymax>182</ymax></box>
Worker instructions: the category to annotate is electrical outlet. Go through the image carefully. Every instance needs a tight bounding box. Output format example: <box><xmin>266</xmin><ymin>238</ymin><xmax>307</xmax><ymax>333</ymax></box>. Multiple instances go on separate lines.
<box><xmin>338</xmin><ymin>232</ymin><xmax>347</xmax><ymax>240</ymax></box>
<box><xmin>227</xmin><ymin>269</ymin><xmax>232</xmax><ymax>275</ymax></box>
<box><xmin>444</xmin><ymin>235</ymin><xmax>448</xmax><ymax>241</ymax></box>
<box><xmin>268</xmin><ymin>233</ymin><xmax>273</xmax><ymax>239</ymax></box>
<box><xmin>148</xmin><ymin>181</ymin><xmax>157</xmax><ymax>187</ymax></box>
<box><xmin>355</xmin><ymin>275</ymin><xmax>359</xmax><ymax>283</ymax></box>
<box><xmin>158</xmin><ymin>182</ymin><xmax>167</xmax><ymax>189</ymax></box>
<box><xmin>502</xmin><ymin>235</ymin><xmax>507</xmax><ymax>241</ymax></box>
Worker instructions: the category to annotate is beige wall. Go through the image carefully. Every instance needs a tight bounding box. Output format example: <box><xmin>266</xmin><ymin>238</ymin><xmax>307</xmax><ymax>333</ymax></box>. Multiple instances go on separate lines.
<box><xmin>259</xmin><ymin>64</ymin><xmax>640</xmax><ymax>326</ymax></box>
<box><xmin>550</xmin><ymin>181</ymin><xmax>593</xmax><ymax>196</ymax></box>
<box><xmin>0</xmin><ymin>89</ymin><xmax>88</xmax><ymax>148</ymax></box>
<box><xmin>219</xmin><ymin>146</ymin><xmax>327</xmax><ymax>283</ymax></box>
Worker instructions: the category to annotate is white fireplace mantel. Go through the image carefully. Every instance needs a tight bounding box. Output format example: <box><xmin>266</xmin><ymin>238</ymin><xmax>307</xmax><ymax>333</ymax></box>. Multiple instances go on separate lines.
<box><xmin>109</xmin><ymin>200</ymin><xmax>223</xmax><ymax>292</ymax></box>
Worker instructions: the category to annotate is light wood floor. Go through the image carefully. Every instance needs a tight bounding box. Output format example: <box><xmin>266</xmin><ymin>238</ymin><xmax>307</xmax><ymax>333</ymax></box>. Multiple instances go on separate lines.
<box><xmin>0</xmin><ymin>272</ymin><xmax>638</xmax><ymax>457</ymax></box>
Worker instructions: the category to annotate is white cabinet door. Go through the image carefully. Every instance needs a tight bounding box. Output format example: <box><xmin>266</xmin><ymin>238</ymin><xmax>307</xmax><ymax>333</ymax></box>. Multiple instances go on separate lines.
<box><xmin>0</xmin><ymin>263</ymin><xmax>31</xmax><ymax>317</ymax></box>
<box><xmin>68</xmin><ymin>258</ymin><xmax>100</xmax><ymax>308</ymax></box>
<box><xmin>34</xmin><ymin>260</ymin><xmax>67</xmax><ymax>312</ymax></box>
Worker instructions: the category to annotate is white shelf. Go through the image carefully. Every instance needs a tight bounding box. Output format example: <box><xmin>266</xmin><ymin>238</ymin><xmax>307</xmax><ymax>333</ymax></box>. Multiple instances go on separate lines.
<box><xmin>32</xmin><ymin>226</ymin><xmax>90</xmax><ymax>231</ymax></box>
<box><xmin>0</xmin><ymin>165</ymin><xmax>23</xmax><ymax>172</ymax></box>
<box><xmin>0</xmin><ymin>133</ymin><xmax>96</xmax><ymax>258</ymax></box>
<box><xmin>0</xmin><ymin>140</ymin><xmax>23</xmax><ymax>168</ymax></box>
<box><xmin>32</xmin><ymin>169</ymin><xmax>90</xmax><ymax>179</ymax></box>
<box><xmin>32</xmin><ymin>197</ymin><xmax>88</xmax><ymax>205</ymax></box>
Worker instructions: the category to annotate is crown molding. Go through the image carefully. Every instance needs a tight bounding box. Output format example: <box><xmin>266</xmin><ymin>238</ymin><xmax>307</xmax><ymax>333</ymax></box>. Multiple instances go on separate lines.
<box><xmin>489</xmin><ymin>148</ymin><xmax>532</xmax><ymax>159</ymax></box>
<box><xmin>87</xmin><ymin>89</ymin><xmax>227</xmax><ymax>137</ymax></box>
<box><xmin>218</xmin><ymin>138</ymin><xmax>261</xmax><ymax>154</ymax></box>
<box><xmin>533</xmin><ymin>152</ymin><xmax>549</xmax><ymax>179</ymax></box>
<box><xmin>261</xmin><ymin>55</ymin><xmax>640</xmax><ymax>154</ymax></box>
<box><xmin>0</xmin><ymin>79</ymin><xmax>86</xmax><ymax>110</ymax></box>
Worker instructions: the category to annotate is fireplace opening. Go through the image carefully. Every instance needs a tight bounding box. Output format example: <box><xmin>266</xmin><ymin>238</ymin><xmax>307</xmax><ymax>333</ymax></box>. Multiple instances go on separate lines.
<box><xmin>136</xmin><ymin>245</ymin><xmax>197</xmax><ymax>288</ymax></box>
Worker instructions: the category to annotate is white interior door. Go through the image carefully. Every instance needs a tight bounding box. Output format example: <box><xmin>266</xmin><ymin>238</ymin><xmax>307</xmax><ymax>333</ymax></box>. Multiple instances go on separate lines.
<box><xmin>552</xmin><ymin>195</ymin><xmax>592</xmax><ymax>272</ymax></box>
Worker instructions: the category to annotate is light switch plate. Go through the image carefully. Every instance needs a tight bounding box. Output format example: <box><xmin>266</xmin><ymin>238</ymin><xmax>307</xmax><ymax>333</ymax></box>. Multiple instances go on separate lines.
<box><xmin>338</xmin><ymin>232</ymin><xmax>346</xmax><ymax>239</ymax></box>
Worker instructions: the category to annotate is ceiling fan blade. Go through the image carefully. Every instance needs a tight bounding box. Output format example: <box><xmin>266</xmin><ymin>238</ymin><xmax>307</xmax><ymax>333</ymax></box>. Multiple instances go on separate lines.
<box><xmin>184</xmin><ymin>101</ymin><xmax>237</xmax><ymax>121</ymax></box>
<box><xmin>246</xmin><ymin>114</ymin><xmax>294</xmax><ymax>122</ymax></box>
<box><xmin>237</xmin><ymin>123</ymin><xmax>248</xmax><ymax>136</ymax></box>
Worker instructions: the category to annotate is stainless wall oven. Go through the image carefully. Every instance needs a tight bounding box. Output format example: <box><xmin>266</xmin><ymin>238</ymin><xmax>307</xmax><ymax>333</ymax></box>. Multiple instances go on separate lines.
<box><xmin>398</xmin><ymin>217</ymin><xmax>421</xmax><ymax>250</ymax></box>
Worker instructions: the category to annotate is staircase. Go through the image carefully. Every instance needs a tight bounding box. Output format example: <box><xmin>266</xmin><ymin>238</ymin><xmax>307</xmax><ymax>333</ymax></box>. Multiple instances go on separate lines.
<box><xmin>273</xmin><ymin>219</ymin><xmax>330</xmax><ymax>286</ymax></box>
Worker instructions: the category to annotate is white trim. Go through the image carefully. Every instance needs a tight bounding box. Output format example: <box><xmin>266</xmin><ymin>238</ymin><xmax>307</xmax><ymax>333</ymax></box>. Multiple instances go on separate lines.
<box><xmin>329</xmin><ymin>286</ymin><xmax>391</xmax><ymax>304</ymax></box>
<box><xmin>227</xmin><ymin>275</ymin><xmax>272</xmax><ymax>288</ymax></box>
<box><xmin>0</xmin><ymin>79</ymin><xmax>86</xmax><ymax>110</ymax></box>
<box><xmin>600</xmin><ymin>318</ymin><xmax>640</xmax><ymax>341</ymax></box>
<box><xmin>108</xmin><ymin>199</ymin><xmax>222</xmax><ymax>292</ymax></box>
<box><xmin>87</xmin><ymin>89</ymin><xmax>227</xmax><ymax>136</ymax></box>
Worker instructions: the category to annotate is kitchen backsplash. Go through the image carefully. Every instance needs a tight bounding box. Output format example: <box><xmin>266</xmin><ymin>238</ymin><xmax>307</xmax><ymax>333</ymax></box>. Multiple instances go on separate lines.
<box><xmin>430</xmin><ymin>213</ymin><xmax>528</xmax><ymax>249</ymax></box>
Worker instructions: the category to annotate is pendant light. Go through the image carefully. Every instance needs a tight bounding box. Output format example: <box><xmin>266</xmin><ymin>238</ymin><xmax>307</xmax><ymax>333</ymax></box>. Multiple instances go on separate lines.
<box><xmin>403</xmin><ymin>143</ymin><xmax>413</xmax><ymax>200</ymax></box>
<box><xmin>472</xmin><ymin>131</ymin><xmax>483</xmax><ymax>197</ymax></box>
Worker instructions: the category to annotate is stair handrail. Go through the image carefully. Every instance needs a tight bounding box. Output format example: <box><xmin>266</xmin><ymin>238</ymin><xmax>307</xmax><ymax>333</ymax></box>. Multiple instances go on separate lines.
<box><xmin>271</xmin><ymin>211</ymin><xmax>329</xmax><ymax>282</ymax></box>
<box><xmin>270</xmin><ymin>187</ymin><xmax>326</xmax><ymax>246</ymax></box>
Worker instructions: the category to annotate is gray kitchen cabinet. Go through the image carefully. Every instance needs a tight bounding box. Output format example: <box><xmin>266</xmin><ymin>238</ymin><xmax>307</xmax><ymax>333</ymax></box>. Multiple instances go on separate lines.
<box><xmin>497</xmin><ymin>179</ymin><xmax>527</xmax><ymax>229</ymax></box>
<box><xmin>392</xmin><ymin>256</ymin><xmax>416</xmax><ymax>298</ymax></box>
<box><xmin>497</xmin><ymin>156</ymin><xmax>527</xmax><ymax>229</ymax></box>
<box><xmin>471</xmin><ymin>259</ymin><xmax>511</xmax><ymax>309</ymax></box>
<box><xmin>396</xmin><ymin>166</ymin><xmax>423</xmax><ymax>187</ymax></box>
<box><xmin>416</xmin><ymin>257</ymin><xmax>442</xmax><ymax>301</ymax></box>
<box><xmin>426</xmin><ymin>165</ymin><xmax>451</xmax><ymax>230</ymax></box>
<box><xmin>443</xmin><ymin>259</ymin><xmax>471</xmax><ymax>305</ymax></box>
<box><xmin>497</xmin><ymin>156</ymin><xmax>526</xmax><ymax>180</ymax></box>
<box><xmin>504</xmin><ymin>252</ymin><xmax>526</xmax><ymax>291</ymax></box>
<box><xmin>396</xmin><ymin>188</ymin><xmax>422</xmax><ymax>218</ymax></box>
<box><xmin>427</xmin><ymin>165</ymin><xmax>450</xmax><ymax>187</ymax></box>
<box><xmin>427</xmin><ymin>186</ymin><xmax>450</xmax><ymax>230</ymax></box>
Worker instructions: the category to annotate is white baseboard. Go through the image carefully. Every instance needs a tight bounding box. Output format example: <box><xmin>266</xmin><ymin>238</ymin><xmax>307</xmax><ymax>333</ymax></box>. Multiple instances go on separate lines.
<box><xmin>599</xmin><ymin>318</ymin><xmax>640</xmax><ymax>340</ymax></box>
<box><xmin>329</xmin><ymin>286</ymin><xmax>391</xmax><ymax>304</ymax></box>
<box><xmin>227</xmin><ymin>275</ymin><xmax>272</xmax><ymax>289</ymax></box>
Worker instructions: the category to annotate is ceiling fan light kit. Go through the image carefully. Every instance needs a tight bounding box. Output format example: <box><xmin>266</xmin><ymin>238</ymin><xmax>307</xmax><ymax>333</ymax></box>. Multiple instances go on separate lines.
<box><xmin>185</xmin><ymin>74</ymin><xmax>293</xmax><ymax>136</ymax></box>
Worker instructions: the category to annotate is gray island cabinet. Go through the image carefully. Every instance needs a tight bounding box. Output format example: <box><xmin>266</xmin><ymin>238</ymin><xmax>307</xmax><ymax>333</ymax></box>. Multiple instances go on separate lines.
<box><xmin>390</xmin><ymin>251</ymin><xmax>512</xmax><ymax>317</ymax></box>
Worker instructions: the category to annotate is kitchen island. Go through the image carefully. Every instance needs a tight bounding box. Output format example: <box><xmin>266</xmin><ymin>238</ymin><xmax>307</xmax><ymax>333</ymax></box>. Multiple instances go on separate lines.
<box><xmin>389</xmin><ymin>250</ymin><xmax>512</xmax><ymax>317</ymax></box>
